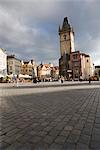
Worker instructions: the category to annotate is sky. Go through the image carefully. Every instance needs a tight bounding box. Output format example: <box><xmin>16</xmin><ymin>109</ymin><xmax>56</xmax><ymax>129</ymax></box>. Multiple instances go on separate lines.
<box><xmin>0</xmin><ymin>0</ymin><xmax>100</xmax><ymax>66</ymax></box>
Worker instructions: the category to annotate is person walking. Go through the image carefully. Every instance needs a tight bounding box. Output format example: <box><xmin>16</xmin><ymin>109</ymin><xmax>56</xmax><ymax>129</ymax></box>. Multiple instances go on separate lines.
<box><xmin>61</xmin><ymin>76</ymin><xmax>64</xmax><ymax>83</ymax></box>
<box><xmin>89</xmin><ymin>75</ymin><xmax>91</xmax><ymax>84</ymax></box>
<box><xmin>16</xmin><ymin>75</ymin><xmax>19</xmax><ymax>87</ymax></box>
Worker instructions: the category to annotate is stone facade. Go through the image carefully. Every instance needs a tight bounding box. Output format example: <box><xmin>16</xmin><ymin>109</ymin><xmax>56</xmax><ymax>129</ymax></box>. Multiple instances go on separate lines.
<box><xmin>21</xmin><ymin>59</ymin><xmax>37</xmax><ymax>77</ymax></box>
<box><xmin>59</xmin><ymin>17</ymin><xmax>75</xmax><ymax>56</ymax></box>
<box><xmin>59</xmin><ymin>17</ymin><xmax>75</xmax><ymax>78</ymax></box>
<box><xmin>0</xmin><ymin>48</ymin><xmax>7</xmax><ymax>77</ymax></box>
<box><xmin>7</xmin><ymin>55</ymin><xmax>21</xmax><ymax>75</ymax></box>
<box><xmin>94</xmin><ymin>66</ymin><xmax>100</xmax><ymax>77</ymax></box>
<box><xmin>71</xmin><ymin>51</ymin><xmax>94</xmax><ymax>80</ymax></box>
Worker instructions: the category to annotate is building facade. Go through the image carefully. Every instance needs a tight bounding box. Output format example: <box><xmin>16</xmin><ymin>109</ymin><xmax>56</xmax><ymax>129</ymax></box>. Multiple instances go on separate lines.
<box><xmin>71</xmin><ymin>51</ymin><xmax>81</xmax><ymax>80</ymax></box>
<box><xmin>37</xmin><ymin>63</ymin><xmax>52</xmax><ymax>81</ymax></box>
<box><xmin>59</xmin><ymin>17</ymin><xmax>75</xmax><ymax>78</ymax></box>
<box><xmin>0</xmin><ymin>48</ymin><xmax>7</xmax><ymax>77</ymax></box>
<box><xmin>37</xmin><ymin>63</ymin><xmax>59</xmax><ymax>81</ymax></box>
<box><xmin>94</xmin><ymin>66</ymin><xmax>100</xmax><ymax>77</ymax></box>
<box><xmin>7</xmin><ymin>55</ymin><xmax>21</xmax><ymax>75</ymax></box>
<box><xmin>21</xmin><ymin>59</ymin><xmax>37</xmax><ymax>77</ymax></box>
<box><xmin>51</xmin><ymin>66</ymin><xmax>59</xmax><ymax>80</ymax></box>
<box><xmin>71</xmin><ymin>51</ymin><xmax>94</xmax><ymax>80</ymax></box>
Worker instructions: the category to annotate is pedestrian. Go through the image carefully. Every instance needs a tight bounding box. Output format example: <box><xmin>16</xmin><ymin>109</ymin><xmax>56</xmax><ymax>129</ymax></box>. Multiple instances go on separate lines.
<box><xmin>89</xmin><ymin>75</ymin><xmax>91</xmax><ymax>84</ymax></box>
<box><xmin>13</xmin><ymin>75</ymin><xmax>16</xmax><ymax>87</ymax></box>
<box><xmin>16</xmin><ymin>75</ymin><xmax>19</xmax><ymax>87</ymax></box>
<box><xmin>61</xmin><ymin>76</ymin><xmax>64</xmax><ymax>83</ymax></box>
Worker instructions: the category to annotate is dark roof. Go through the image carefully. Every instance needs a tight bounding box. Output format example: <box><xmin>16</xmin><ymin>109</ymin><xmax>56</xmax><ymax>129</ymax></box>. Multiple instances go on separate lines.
<box><xmin>7</xmin><ymin>55</ymin><xmax>21</xmax><ymax>61</ymax></box>
<box><xmin>23</xmin><ymin>61</ymin><xmax>29</xmax><ymax>64</ymax></box>
<box><xmin>95</xmin><ymin>66</ymin><xmax>100</xmax><ymax>68</ymax></box>
<box><xmin>81</xmin><ymin>53</ymin><xmax>90</xmax><ymax>57</ymax></box>
<box><xmin>7</xmin><ymin>55</ymin><xmax>15</xmax><ymax>59</ymax></box>
<box><xmin>59</xmin><ymin>17</ymin><xmax>73</xmax><ymax>34</ymax></box>
<box><xmin>71</xmin><ymin>51</ymin><xmax>80</xmax><ymax>54</ymax></box>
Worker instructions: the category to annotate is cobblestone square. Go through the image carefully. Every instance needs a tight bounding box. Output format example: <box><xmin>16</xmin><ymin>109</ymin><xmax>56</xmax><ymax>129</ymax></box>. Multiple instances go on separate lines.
<box><xmin>0</xmin><ymin>82</ymin><xmax>100</xmax><ymax>149</ymax></box>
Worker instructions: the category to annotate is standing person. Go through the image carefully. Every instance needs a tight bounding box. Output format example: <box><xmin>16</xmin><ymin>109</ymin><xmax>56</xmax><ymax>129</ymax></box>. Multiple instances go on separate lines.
<box><xmin>13</xmin><ymin>75</ymin><xmax>16</xmax><ymax>87</ymax></box>
<box><xmin>61</xmin><ymin>76</ymin><xmax>64</xmax><ymax>83</ymax></box>
<box><xmin>16</xmin><ymin>75</ymin><xmax>19</xmax><ymax>87</ymax></box>
<box><xmin>89</xmin><ymin>75</ymin><xmax>91</xmax><ymax>84</ymax></box>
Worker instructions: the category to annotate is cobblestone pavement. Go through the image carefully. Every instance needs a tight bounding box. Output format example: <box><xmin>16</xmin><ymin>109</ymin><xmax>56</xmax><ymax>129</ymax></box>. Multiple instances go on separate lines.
<box><xmin>0</xmin><ymin>83</ymin><xmax>100</xmax><ymax>150</ymax></box>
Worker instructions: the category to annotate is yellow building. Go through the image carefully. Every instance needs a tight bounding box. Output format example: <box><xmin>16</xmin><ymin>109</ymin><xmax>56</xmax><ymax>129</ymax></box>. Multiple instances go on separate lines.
<box><xmin>21</xmin><ymin>59</ymin><xmax>37</xmax><ymax>77</ymax></box>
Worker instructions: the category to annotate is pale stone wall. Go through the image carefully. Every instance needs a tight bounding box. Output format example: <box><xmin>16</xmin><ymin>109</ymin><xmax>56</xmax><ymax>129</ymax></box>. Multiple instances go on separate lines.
<box><xmin>85</xmin><ymin>56</ymin><xmax>94</xmax><ymax>79</ymax></box>
<box><xmin>70</xmin><ymin>32</ymin><xmax>75</xmax><ymax>52</ymax></box>
<box><xmin>60</xmin><ymin>32</ymin><xmax>71</xmax><ymax>56</ymax></box>
<box><xmin>81</xmin><ymin>54</ymin><xmax>94</xmax><ymax>80</ymax></box>
<box><xmin>0</xmin><ymin>48</ymin><xmax>7</xmax><ymax>76</ymax></box>
<box><xmin>60</xmin><ymin>31</ymin><xmax>75</xmax><ymax>56</ymax></box>
<box><xmin>7</xmin><ymin>57</ymin><xmax>21</xmax><ymax>75</ymax></box>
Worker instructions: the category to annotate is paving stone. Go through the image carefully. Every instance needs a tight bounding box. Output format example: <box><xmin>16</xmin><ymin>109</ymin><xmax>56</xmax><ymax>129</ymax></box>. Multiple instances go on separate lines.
<box><xmin>44</xmin><ymin>126</ymin><xmax>53</xmax><ymax>132</ymax></box>
<box><xmin>76</xmin><ymin>142</ymin><xmax>90</xmax><ymax>150</ymax></box>
<box><xmin>38</xmin><ymin>131</ymin><xmax>48</xmax><ymax>137</ymax></box>
<box><xmin>71</xmin><ymin>129</ymin><xmax>81</xmax><ymax>135</ymax></box>
<box><xmin>78</xmin><ymin>134</ymin><xmax>91</xmax><ymax>145</ymax></box>
<box><xmin>92</xmin><ymin>127</ymin><xmax>100</xmax><ymax>135</ymax></box>
<box><xmin>60</xmin><ymin>130</ymin><xmax>70</xmax><ymax>137</ymax></box>
<box><xmin>55</xmin><ymin>136</ymin><xmax>66</xmax><ymax>144</ymax></box>
<box><xmin>29</xmin><ymin>136</ymin><xmax>42</xmax><ymax>144</ymax></box>
<box><xmin>43</xmin><ymin>135</ymin><xmax>55</xmax><ymax>144</ymax></box>
<box><xmin>63</xmin><ymin>142</ymin><xmax>75</xmax><ymax>150</ymax></box>
<box><xmin>64</xmin><ymin>126</ymin><xmax>73</xmax><ymax>131</ymax></box>
<box><xmin>49</xmin><ymin>143</ymin><xmax>63</xmax><ymax>150</ymax></box>
<box><xmin>34</xmin><ymin>142</ymin><xmax>49</xmax><ymax>150</ymax></box>
<box><xmin>0</xmin><ymin>142</ymin><xmax>10</xmax><ymax>150</ymax></box>
<box><xmin>67</xmin><ymin>134</ymin><xmax>79</xmax><ymax>144</ymax></box>
<box><xmin>49</xmin><ymin>130</ymin><xmax>60</xmax><ymax>137</ymax></box>
<box><xmin>90</xmin><ymin>141</ymin><xmax>100</xmax><ymax>149</ymax></box>
<box><xmin>91</xmin><ymin>134</ymin><xmax>100</xmax><ymax>142</ymax></box>
<box><xmin>6</xmin><ymin>142</ymin><xmax>35</xmax><ymax>150</ymax></box>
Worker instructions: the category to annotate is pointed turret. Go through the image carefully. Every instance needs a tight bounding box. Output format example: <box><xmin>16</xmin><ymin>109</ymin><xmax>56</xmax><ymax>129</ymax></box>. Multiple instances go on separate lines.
<box><xmin>62</xmin><ymin>17</ymin><xmax>70</xmax><ymax>31</ymax></box>
<box><xmin>58</xmin><ymin>25</ymin><xmax>61</xmax><ymax>33</ymax></box>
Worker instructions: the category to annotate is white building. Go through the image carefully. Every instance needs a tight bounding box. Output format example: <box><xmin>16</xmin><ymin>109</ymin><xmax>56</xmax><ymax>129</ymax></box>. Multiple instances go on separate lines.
<box><xmin>7</xmin><ymin>55</ymin><xmax>21</xmax><ymax>75</ymax></box>
<box><xmin>0</xmin><ymin>48</ymin><xmax>7</xmax><ymax>77</ymax></box>
<box><xmin>81</xmin><ymin>53</ymin><xmax>94</xmax><ymax>80</ymax></box>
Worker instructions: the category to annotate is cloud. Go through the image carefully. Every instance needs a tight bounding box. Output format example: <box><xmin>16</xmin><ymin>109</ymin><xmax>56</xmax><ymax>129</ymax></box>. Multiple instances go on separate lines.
<box><xmin>0</xmin><ymin>0</ymin><xmax>100</xmax><ymax>65</ymax></box>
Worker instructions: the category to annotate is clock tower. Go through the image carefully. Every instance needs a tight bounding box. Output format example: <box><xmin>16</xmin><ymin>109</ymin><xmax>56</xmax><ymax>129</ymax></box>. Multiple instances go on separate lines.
<box><xmin>59</xmin><ymin>17</ymin><xmax>75</xmax><ymax>78</ymax></box>
<box><xmin>59</xmin><ymin>17</ymin><xmax>75</xmax><ymax>56</ymax></box>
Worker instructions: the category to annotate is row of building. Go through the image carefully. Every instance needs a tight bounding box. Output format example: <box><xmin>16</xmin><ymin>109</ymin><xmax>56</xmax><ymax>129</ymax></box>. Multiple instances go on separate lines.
<box><xmin>58</xmin><ymin>17</ymin><xmax>100</xmax><ymax>80</ymax></box>
<box><xmin>0</xmin><ymin>48</ymin><xmax>59</xmax><ymax>81</ymax></box>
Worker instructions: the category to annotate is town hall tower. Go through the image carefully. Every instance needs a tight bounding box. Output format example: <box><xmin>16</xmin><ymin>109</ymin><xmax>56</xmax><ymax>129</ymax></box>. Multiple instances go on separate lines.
<box><xmin>59</xmin><ymin>17</ymin><xmax>75</xmax><ymax>78</ymax></box>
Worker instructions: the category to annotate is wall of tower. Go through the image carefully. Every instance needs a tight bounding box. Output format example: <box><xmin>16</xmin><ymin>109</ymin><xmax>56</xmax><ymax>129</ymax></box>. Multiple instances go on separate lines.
<box><xmin>70</xmin><ymin>32</ymin><xmax>75</xmax><ymax>52</ymax></box>
<box><xmin>60</xmin><ymin>32</ymin><xmax>71</xmax><ymax>56</ymax></box>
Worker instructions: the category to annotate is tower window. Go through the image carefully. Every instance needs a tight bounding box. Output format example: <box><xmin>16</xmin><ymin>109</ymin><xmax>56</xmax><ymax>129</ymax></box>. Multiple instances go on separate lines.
<box><xmin>73</xmin><ymin>54</ymin><xmax>78</xmax><ymax>59</ymax></box>
<box><xmin>63</xmin><ymin>34</ymin><xmax>67</xmax><ymax>40</ymax></box>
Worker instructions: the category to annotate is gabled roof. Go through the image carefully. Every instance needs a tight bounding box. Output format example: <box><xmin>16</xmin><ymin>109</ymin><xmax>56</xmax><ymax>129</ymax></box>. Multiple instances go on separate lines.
<box><xmin>0</xmin><ymin>48</ymin><xmax>6</xmax><ymax>53</ymax></box>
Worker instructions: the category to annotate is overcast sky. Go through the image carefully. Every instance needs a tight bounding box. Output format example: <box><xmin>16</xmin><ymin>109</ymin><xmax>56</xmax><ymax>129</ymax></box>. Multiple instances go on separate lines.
<box><xmin>0</xmin><ymin>0</ymin><xmax>100</xmax><ymax>65</ymax></box>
